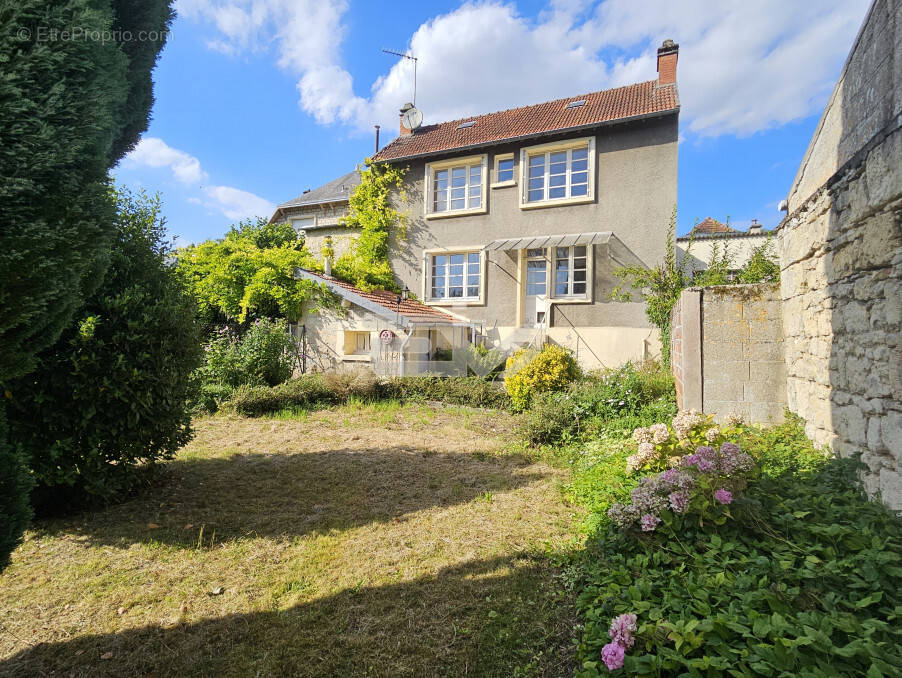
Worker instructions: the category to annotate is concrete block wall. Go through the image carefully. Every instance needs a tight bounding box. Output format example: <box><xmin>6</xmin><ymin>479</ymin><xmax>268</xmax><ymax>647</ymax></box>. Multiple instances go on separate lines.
<box><xmin>671</xmin><ymin>284</ymin><xmax>785</xmax><ymax>423</ymax></box>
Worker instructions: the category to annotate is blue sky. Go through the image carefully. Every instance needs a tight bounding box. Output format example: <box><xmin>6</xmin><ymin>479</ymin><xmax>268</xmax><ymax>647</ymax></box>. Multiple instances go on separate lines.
<box><xmin>114</xmin><ymin>0</ymin><xmax>871</xmax><ymax>245</ymax></box>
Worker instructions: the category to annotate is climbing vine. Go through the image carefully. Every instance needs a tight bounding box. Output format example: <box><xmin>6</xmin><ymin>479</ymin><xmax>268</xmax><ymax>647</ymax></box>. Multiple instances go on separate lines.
<box><xmin>333</xmin><ymin>161</ymin><xmax>407</xmax><ymax>291</ymax></box>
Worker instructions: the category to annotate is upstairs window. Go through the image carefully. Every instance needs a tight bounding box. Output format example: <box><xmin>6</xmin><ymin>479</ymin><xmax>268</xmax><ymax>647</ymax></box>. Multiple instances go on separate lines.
<box><xmin>520</xmin><ymin>138</ymin><xmax>595</xmax><ymax>207</ymax></box>
<box><xmin>493</xmin><ymin>154</ymin><xmax>515</xmax><ymax>186</ymax></box>
<box><xmin>553</xmin><ymin>245</ymin><xmax>588</xmax><ymax>297</ymax></box>
<box><xmin>425</xmin><ymin>155</ymin><xmax>488</xmax><ymax>217</ymax></box>
<box><xmin>430</xmin><ymin>252</ymin><xmax>481</xmax><ymax>300</ymax></box>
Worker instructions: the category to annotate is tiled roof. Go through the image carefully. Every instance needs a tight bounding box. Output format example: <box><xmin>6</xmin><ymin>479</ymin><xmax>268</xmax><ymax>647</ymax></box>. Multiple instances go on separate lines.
<box><xmin>372</xmin><ymin>80</ymin><xmax>679</xmax><ymax>162</ymax></box>
<box><xmin>299</xmin><ymin>269</ymin><xmax>466</xmax><ymax>325</ymax></box>
<box><xmin>692</xmin><ymin>217</ymin><xmax>737</xmax><ymax>234</ymax></box>
<box><xmin>276</xmin><ymin>170</ymin><xmax>360</xmax><ymax>212</ymax></box>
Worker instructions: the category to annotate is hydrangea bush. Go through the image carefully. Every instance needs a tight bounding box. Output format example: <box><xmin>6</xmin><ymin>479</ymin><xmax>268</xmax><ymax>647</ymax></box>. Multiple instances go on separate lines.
<box><xmin>626</xmin><ymin>409</ymin><xmax>744</xmax><ymax>473</ymax></box>
<box><xmin>609</xmin><ymin>442</ymin><xmax>755</xmax><ymax>533</ymax></box>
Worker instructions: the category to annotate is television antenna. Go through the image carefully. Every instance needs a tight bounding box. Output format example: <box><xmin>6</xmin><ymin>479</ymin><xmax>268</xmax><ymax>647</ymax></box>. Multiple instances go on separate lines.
<box><xmin>382</xmin><ymin>48</ymin><xmax>418</xmax><ymax>105</ymax></box>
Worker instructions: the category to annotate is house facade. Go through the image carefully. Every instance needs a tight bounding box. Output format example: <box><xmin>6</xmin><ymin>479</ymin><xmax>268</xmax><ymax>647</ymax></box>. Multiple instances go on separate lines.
<box><xmin>270</xmin><ymin>170</ymin><xmax>361</xmax><ymax>262</ymax></box>
<box><xmin>676</xmin><ymin>217</ymin><xmax>771</xmax><ymax>277</ymax></box>
<box><xmin>369</xmin><ymin>40</ymin><xmax>680</xmax><ymax>369</ymax></box>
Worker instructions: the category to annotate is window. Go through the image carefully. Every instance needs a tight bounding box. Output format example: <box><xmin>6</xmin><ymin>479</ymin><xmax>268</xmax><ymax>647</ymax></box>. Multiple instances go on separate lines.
<box><xmin>525</xmin><ymin>248</ymin><xmax>547</xmax><ymax>296</ymax></box>
<box><xmin>291</xmin><ymin>216</ymin><xmax>315</xmax><ymax>234</ymax></box>
<box><xmin>430</xmin><ymin>252</ymin><xmax>480</xmax><ymax>300</ymax></box>
<box><xmin>355</xmin><ymin>332</ymin><xmax>370</xmax><ymax>354</ymax></box>
<box><xmin>425</xmin><ymin>155</ymin><xmax>487</xmax><ymax>216</ymax></box>
<box><xmin>553</xmin><ymin>246</ymin><xmax>588</xmax><ymax>297</ymax></box>
<box><xmin>493</xmin><ymin>154</ymin><xmax>515</xmax><ymax>186</ymax></box>
<box><xmin>520</xmin><ymin>138</ymin><xmax>595</xmax><ymax>207</ymax></box>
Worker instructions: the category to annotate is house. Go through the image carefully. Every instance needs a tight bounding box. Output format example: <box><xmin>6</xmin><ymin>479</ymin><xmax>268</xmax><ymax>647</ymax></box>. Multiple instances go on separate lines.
<box><xmin>270</xmin><ymin>170</ymin><xmax>361</xmax><ymax>261</ymax></box>
<box><xmin>366</xmin><ymin>39</ymin><xmax>680</xmax><ymax>370</ymax></box>
<box><xmin>289</xmin><ymin>39</ymin><xmax>680</xmax><ymax>373</ymax></box>
<box><xmin>676</xmin><ymin>217</ymin><xmax>771</xmax><ymax>277</ymax></box>
<box><xmin>295</xmin><ymin>269</ymin><xmax>472</xmax><ymax>375</ymax></box>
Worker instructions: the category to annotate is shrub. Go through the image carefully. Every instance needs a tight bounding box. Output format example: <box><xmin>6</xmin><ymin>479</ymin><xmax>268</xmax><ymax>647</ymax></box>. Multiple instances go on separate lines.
<box><xmin>226</xmin><ymin>375</ymin><xmax>337</xmax><ymax>416</ymax></box>
<box><xmin>522</xmin><ymin>391</ymin><xmax>584</xmax><ymax>445</ymax></box>
<box><xmin>380</xmin><ymin>375</ymin><xmax>511</xmax><ymax>410</ymax></box>
<box><xmin>505</xmin><ymin>344</ymin><xmax>580</xmax><ymax>411</ymax></box>
<box><xmin>198</xmin><ymin>318</ymin><xmax>296</xmax><ymax>391</ymax></box>
<box><xmin>574</xmin><ymin>423</ymin><xmax>902</xmax><ymax>677</ymax></box>
<box><xmin>0</xmin><ymin>407</ymin><xmax>33</xmax><ymax>569</ymax></box>
<box><xmin>6</xmin><ymin>191</ymin><xmax>203</xmax><ymax>510</ymax></box>
<box><xmin>323</xmin><ymin>367</ymin><xmax>380</xmax><ymax>400</ymax></box>
<box><xmin>625</xmin><ymin>410</ymin><xmax>744</xmax><ymax>473</ymax></box>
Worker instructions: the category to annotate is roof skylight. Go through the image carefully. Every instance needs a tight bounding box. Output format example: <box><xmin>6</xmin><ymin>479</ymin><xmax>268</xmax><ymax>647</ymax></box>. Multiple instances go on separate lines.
<box><xmin>457</xmin><ymin>120</ymin><xmax>476</xmax><ymax>129</ymax></box>
<box><xmin>566</xmin><ymin>99</ymin><xmax>587</xmax><ymax>109</ymax></box>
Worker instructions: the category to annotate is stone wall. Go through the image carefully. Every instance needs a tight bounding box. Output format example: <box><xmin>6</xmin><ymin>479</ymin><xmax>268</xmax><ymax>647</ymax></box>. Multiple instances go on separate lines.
<box><xmin>671</xmin><ymin>284</ymin><xmax>785</xmax><ymax>423</ymax></box>
<box><xmin>777</xmin><ymin>0</ymin><xmax>902</xmax><ymax>509</ymax></box>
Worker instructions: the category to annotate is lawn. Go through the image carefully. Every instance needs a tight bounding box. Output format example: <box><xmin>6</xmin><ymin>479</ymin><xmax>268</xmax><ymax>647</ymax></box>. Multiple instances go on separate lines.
<box><xmin>0</xmin><ymin>402</ymin><xmax>582</xmax><ymax>677</ymax></box>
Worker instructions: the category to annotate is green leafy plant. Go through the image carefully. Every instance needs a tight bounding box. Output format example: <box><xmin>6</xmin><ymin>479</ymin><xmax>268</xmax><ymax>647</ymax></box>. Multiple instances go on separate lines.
<box><xmin>611</xmin><ymin>209</ymin><xmax>692</xmax><ymax>367</ymax></box>
<box><xmin>574</xmin><ymin>422</ymin><xmax>902</xmax><ymax>677</ymax></box>
<box><xmin>176</xmin><ymin>218</ymin><xmax>327</xmax><ymax>324</ymax></box>
<box><xmin>505</xmin><ymin>345</ymin><xmax>580</xmax><ymax>412</ymax></box>
<box><xmin>736</xmin><ymin>237</ymin><xmax>780</xmax><ymax>284</ymax></box>
<box><xmin>6</xmin><ymin>190</ymin><xmax>203</xmax><ymax>511</ymax></box>
<box><xmin>334</xmin><ymin>162</ymin><xmax>407</xmax><ymax>291</ymax></box>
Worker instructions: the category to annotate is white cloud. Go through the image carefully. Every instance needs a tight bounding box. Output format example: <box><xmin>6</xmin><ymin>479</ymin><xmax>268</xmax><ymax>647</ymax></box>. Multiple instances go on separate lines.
<box><xmin>122</xmin><ymin>137</ymin><xmax>275</xmax><ymax>220</ymax></box>
<box><xmin>179</xmin><ymin>0</ymin><xmax>870</xmax><ymax>139</ymax></box>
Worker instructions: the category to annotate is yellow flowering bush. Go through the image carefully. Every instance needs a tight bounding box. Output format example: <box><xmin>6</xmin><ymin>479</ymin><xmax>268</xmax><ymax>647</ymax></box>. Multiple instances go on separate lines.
<box><xmin>505</xmin><ymin>344</ymin><xmax>580</xmax><ymax>411</ymax></box>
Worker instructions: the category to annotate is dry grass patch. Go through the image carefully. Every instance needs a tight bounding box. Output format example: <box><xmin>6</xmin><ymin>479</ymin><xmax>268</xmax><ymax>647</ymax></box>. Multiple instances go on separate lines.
<box><xmin>0</xmin><ymin>402</ymin><xmax>582</xmax><ymax>677</ymax></box>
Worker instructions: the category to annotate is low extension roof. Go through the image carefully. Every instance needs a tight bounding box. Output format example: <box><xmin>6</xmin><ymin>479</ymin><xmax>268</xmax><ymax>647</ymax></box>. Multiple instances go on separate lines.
<box><xmin>676</xmin><ymin>217</ymin><xmax>768</xmax><ymax>241</ymax></box>
<box><xmin>373</xmin><ymin>80</ymin><xmax>679</xmax><ymax>163</ymax></box>
<box><xmin>295</xmin><ymin>268</ymin><xmax>467</xmax><ymax>328</ymax></box>
<box><xmin>271</xmin><ymin>170</ymin><xmax>360</xmax><ymax>220</ymax></box>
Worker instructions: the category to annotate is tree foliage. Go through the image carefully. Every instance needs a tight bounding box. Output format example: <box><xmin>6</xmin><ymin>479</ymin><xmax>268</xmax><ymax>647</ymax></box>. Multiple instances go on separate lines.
<box><xmin>0</xmin><ymin>0</ymin><xmax>172</xmax><ymax>568</ymax></box>
<box><xmin>334</xmin><ymin>162</ymin><xmax>407</xmax><ymax>291</ymax></box>
<box><xmin>6</xmin><ymin>190</ymin><xmax>203</xmax><ymax>510</ymax></box>
<box><xmin>176</xmin><ymin>218</ymin><xmax>324</xmax><ymax>324</ymax></box>
<box><xmin>0</xmin><ymin>407</ymin><xmax>32</xmax><ymax>570</ymax></box>
<box><xmin>0</xmin><ymin>0</ymin><xmax>173</xmax><ymax>381</ymax></box>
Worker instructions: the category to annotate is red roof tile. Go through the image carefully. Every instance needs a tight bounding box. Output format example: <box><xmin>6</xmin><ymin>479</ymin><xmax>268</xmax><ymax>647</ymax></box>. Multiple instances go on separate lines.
<box><xmin>373</xmin><ymin>80</ymin><xmax>678</xmax><ymax>162</ymax></box>
<box><xmin>692</xmin><ymin>217</ymin><xmax>738</xmax><ymax>235</ymax></box>
<box><xmin>301</xmin><ymin>270</ymin><xmax>465</xmax><ymax>324</ymax></box>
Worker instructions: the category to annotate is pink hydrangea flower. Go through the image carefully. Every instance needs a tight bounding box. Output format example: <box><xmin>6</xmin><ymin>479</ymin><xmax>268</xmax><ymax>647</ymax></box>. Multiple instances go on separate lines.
<box><xmin>608</xmin><ymin>613</ymin><xmax>637</xmax><ymax>648</ymax></box>
<box><xmin>714</xmin><ymin>488</ymin><xmax>733</xmax><ymax>504</ymax></box>
<box><xmin>668</xmin><ymin>490</ymin><xmax>690</xmax><ymax>513</ymax></box>
<box><xmin>601</xmin><ymin>642</ymin><xmax>625</xmax><ymax>670</ymax></box>
<box><xmin>640</xmin><ymin>514</ymin><xmax>661</xmax><ymax>531</ymax></box>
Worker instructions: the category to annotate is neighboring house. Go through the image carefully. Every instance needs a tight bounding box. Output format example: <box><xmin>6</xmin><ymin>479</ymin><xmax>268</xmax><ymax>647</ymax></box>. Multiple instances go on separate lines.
<box><xmin>295</xmin><ymin>269</ymin><xmax>471</xmax><ymax>375</ymax></box>
<box><xmin>361</xmin><ymin>39</ymin><xmax>681</xmax><ymax>370</ymax></box>
<box><xmin>270</xmin><ymin>170</ymin><xmax>361</xmax><ymax>261</ymax></box>
<box><xmin>676</xmin><ymin>217</ymin><xmax>770</xmax><ymax>277</ymax></box>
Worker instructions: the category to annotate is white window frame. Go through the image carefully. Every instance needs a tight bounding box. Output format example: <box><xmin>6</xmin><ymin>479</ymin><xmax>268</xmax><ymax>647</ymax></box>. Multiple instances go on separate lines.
<box><xmin>519</xmin><ymin>137</ymin><xmax>595</xmax><ymax>210</ymax></box>
<box><xmin>525</xmin><ymin>248</ymin><xmax>548</xmax><ymax>296</ymax></box>
<box><xmin>550</xmin><ymin>245</ymin><xmax>592</xmax><ymax>302</ymax></box>
<box><xmin>291</xmin><ymin>215</ymin><xmax>316</xmax><ymax>235</ymax></box>
<box><xmin>424</xmin><ymin>154</ymin><xmax>488</xmax><ymax>219</ymax></box>
<box><xmin>492</xmin><ymin>153</ymin><xmax>516</xmax><ymax>188</ymax></box>
<box><xmin>422</xmin><ymin>248</ymin><xmax>485</xmax><ymax>305</ymax></box>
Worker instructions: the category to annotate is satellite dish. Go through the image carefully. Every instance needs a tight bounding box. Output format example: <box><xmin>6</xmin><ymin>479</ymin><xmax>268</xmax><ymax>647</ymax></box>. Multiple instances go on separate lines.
<box><xmin>401</xmin><ymin>106</ymin><xmax>423</xmax><ymax>131</ymax></box>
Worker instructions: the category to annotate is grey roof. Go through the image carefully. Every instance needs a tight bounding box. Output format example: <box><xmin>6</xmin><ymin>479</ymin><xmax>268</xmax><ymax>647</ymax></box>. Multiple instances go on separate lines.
<box><xmin>275</xmin><ymin>170</ymin><xmax>361</xmax><ymax>212</ymax></box>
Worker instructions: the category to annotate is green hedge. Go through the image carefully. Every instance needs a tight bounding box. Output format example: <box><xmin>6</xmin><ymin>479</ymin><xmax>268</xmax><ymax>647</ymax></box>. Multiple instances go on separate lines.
<box><xmin>222</xmin><ymin>374</ymin><xmax>510</xmax><ymax>416</ymax></box>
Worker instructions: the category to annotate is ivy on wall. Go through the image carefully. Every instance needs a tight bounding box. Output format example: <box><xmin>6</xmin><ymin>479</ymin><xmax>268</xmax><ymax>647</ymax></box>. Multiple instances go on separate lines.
<box><xmin>333</xmin><ymin>161</ymin><xmax>407</xmax><ymax>291</ymax></box>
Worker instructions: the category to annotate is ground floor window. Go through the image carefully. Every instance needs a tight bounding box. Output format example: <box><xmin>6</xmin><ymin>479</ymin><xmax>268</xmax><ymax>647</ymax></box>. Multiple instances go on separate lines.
<box><xmin>553</xmin><ymin>245</ymin><xmax>588</xmax><ymax>297</ymax></box>
<box><xmin>430</xmin><ymin>252</ymin><xmax>480</xmax><ymax>300</ymax></box>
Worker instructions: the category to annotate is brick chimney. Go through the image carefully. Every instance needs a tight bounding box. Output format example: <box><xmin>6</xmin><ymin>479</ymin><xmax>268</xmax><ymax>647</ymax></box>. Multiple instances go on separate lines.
<box><xmin>657</xmin><ymin>39</ymin><xmax>679</xmax><ymax>86</ymax></box>
<box><xmin>399</xmin><ymin>102</ymin><xmax>414</xmax><ymax>136</ymax></box>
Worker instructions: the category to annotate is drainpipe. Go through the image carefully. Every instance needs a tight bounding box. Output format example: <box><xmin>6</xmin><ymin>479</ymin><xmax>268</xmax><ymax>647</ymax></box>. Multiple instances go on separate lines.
<box><xmin>398</xmin><ymin>328</ymin><xmax>413</xmax><ymax>377</ymax></box>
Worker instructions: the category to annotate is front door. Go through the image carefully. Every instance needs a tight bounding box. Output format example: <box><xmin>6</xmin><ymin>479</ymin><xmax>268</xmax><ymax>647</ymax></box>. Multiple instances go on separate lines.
<box><xmin>523</xmin><ymin>248</ymin><xmax>547</xmax><ymax>328</ymax></box>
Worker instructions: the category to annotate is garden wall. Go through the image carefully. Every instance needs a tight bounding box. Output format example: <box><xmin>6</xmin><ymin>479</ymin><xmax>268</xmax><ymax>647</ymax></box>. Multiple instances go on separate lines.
<box><xmin>671</xmin><ymin>284</ymin><xmax>785</xmax><ymax>424</ymax></box>
<box><xmin>777</xmin><ymin>0</ymin><xmax>902</xmax><ymax>508</ymax></box>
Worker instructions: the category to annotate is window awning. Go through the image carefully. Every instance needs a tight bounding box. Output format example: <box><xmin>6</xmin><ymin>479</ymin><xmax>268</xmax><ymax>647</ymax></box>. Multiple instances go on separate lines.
<box><xmin>482</xmin><ymin>231</ymin><xmax>646</xmax><ymax>267</ymax></box>
<box><xmin>483</xmin><ymin>231</ymin><xmax>613</xmax><ymax>252</ymax></box>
